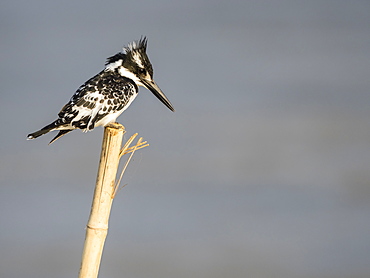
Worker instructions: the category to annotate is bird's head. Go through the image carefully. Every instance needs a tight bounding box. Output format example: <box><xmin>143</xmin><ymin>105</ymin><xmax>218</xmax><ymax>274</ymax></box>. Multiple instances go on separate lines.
<box><xmin>105</xmin><ymin>37</ymin><xmax>174</xmax><ymax>112</ymax></box>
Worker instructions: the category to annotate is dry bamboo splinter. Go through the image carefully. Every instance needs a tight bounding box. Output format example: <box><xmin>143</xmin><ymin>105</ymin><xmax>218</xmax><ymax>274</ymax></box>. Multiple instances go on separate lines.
<box><xmin>78</xmin><ymin>123</ymin><xmax>148</xmax><ymax>278</ymax></box>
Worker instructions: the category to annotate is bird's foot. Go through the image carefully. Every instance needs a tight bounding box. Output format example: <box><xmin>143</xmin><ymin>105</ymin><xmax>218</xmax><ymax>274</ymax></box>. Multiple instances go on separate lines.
<box><xmin>105</xmin><ymin>122</ymin><xmax>124</xmax><ymax>130</ymax></box>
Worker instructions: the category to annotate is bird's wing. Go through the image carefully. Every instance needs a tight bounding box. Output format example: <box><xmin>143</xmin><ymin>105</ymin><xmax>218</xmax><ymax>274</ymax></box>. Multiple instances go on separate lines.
<box><xmin>57</xmin><ymin>74</ymin><xmax>105</xmax><ymax>130</ymax></box>
<box><xmin>57</xmin><ymin>72</ymin><xmax>137</xmax><ymax>131</ymax></box>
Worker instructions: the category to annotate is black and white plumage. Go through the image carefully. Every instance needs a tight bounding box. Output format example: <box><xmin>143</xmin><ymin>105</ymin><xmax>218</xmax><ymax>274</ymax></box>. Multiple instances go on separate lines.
<box><xmin>27</xmin><ymin>37</ymin><xmax>174</xmax><ymax>144</ymax></box>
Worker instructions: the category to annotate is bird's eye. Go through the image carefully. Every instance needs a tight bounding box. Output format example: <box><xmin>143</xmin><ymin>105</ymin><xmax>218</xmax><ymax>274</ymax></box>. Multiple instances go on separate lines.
<box><xmin>139</xmin><ymin>68</ymin><xmax>146</xmax><ymax>74</ymax></box>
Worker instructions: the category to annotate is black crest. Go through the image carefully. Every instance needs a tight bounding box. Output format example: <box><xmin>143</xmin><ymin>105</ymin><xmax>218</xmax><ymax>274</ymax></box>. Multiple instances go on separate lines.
<box><xmin>124</xmin><ymin>36</ymin><xmax>148</xmax><ymax>54</ymax></box>
<box><xmin>105</xmin><ymin>37</ymin><xmax>148</xmax><ymax>66</ymax></box>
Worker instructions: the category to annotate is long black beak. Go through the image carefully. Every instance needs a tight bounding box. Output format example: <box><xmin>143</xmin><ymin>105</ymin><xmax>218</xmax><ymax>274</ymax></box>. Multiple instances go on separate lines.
<box><xmin>141</xmin><ymin>79</ymin><xmax>175</xmax><ymax>112</ymax></box>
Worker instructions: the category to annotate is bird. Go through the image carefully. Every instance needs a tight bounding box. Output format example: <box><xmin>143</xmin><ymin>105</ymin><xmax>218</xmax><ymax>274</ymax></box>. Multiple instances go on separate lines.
<box><xmin>27</xmin><ymin>37</ymin><xmax>174</xmax><ymax>144</ymax></box>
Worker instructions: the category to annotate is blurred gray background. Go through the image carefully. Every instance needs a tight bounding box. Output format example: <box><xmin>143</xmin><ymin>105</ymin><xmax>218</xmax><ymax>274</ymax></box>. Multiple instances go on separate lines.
<box><xmin>1</xmin><ymin>1</ymin><xmax>370</xmax><ymax>277</ymax></box>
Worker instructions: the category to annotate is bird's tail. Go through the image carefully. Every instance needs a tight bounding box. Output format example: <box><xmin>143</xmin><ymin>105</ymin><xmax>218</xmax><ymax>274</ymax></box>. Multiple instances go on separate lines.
<box><xmin>28</xmin><ymin>121</ymin><xmax>74</xmax><ymax>144</ymax></box>
<box><xmin>27</xmin><ymin>122</ymin><xmax>57</xmax><ymax>140</ymax></box>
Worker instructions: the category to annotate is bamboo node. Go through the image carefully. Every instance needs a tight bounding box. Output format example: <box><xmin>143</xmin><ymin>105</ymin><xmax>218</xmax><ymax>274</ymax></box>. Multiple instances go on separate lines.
<box><xmin>86</xmin><ymin>224</ymin><xmax>108</xmax><ymax>231</ymax></box>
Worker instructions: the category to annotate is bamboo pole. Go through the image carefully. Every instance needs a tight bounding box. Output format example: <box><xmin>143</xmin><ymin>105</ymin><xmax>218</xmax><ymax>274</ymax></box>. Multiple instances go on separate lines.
<box><xmin>78</xmin><ymin>123</ymin><xmax>125</xmax><ymax>278</ymax></box>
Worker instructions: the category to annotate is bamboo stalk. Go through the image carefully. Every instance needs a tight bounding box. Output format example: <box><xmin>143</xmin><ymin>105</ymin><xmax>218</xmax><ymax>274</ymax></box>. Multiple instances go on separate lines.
<box><xmin>78</xmin><ymin>123</ymin><xmax>125</xmax><ymax>278</ymax></box>
<box><xmin>78</xmin><ymin>123</ymin><xmax>149</xmax><ymax>278</ymax></box>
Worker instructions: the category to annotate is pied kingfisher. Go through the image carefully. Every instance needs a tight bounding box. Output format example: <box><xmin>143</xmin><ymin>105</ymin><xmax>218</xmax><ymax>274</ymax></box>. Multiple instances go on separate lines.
<box><xmin>27</xmin><ymin>37</ymin><xmax>174</xmax><ymax>144</ymax></box>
